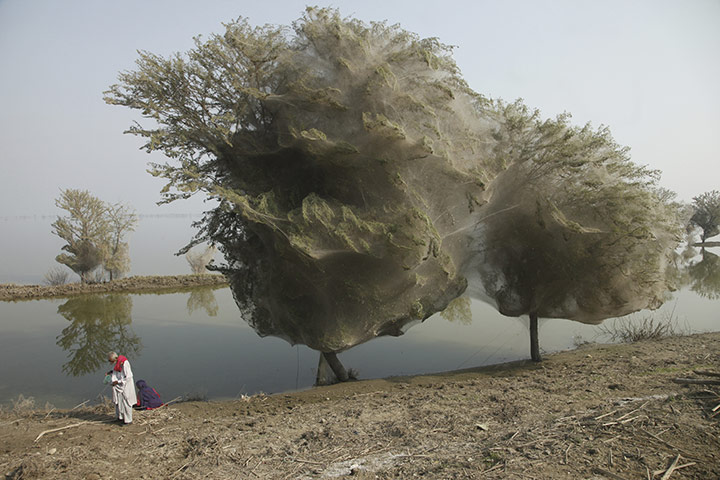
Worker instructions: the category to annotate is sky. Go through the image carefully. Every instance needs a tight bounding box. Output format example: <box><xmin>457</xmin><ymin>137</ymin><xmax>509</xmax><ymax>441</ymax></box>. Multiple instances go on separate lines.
<box><xmin>0</xmin><ymin>0</ymin><xmax>718</xmax><ymax>219</ymax></box>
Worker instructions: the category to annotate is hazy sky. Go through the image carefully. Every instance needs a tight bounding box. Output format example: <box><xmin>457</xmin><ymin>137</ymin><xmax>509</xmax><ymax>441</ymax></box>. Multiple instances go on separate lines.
<box><xmin>1</xmin><ymin>0</ymin><xmax>718</xmax><ymax>218</ymax></box>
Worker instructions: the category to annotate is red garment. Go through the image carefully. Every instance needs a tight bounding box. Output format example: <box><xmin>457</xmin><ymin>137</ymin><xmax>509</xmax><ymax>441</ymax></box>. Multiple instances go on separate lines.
<box><xmin>113</xmin><ymin>355</ymin><xmax>128</xmax><ymax>372</ymax></box>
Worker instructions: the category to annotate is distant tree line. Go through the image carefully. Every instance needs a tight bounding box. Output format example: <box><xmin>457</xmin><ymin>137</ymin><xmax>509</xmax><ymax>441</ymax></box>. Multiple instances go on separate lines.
<box><xmin>52</xmin><ymin>189</ymin><xmax>138</xmax><ymax>283</ymax></box>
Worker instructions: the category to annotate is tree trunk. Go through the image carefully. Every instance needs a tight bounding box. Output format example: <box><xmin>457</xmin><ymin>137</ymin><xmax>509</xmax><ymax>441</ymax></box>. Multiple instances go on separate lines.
<box><xmin>322</xmin><ymin>352</ymin><xmax>349</xmax><ymax>382</ymax></box>
<box><xmin>529</xmin><ymin>313</ymin><xmax>542</xmax><ymax>362</ymax></box>
<box><xmin>315</xmin><ymin>353</ymin><xmax>336</xmax><ymax>386</ymax></box>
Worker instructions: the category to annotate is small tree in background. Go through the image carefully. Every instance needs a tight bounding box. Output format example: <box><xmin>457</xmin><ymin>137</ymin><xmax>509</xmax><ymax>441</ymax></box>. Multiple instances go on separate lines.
<box><xmin>104</xmin><ymin>203</ymin><xmax>138</xmax><ymax>280</ymax></box>
<box><xmin>52</xmin><ymin>189</ymin><xmax>138</xmax><ymax>283</ymax></box>
<box><xmin>43</xmin><ymin>266</ymin><xmax>70</xmax><ymax>286</ymax></box>
<box><xmin>52</xmin><ymin>189</ymin><xmax>110</xmax><ymax>283</ymax></box>
<box><xmin>185</xmin><ymin>244</ymin><xmax>217</xmax><ymax>274</ymax></box>
<box><xmin>689</xmin><ymin>190</ymin><xmax>720</xmax><ymax>243</ymax></box>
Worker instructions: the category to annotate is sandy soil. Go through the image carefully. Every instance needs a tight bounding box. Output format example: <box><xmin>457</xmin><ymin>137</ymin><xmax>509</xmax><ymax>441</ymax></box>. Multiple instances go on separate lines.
<box><xmin>0</xmin><ymin>275</ymin><xmax>228</xmax><ymax>302</ymax></box>
<box><xmin>1</xmin><ymin>332</ymin><xmax>719</xmax><ymax>479</ymax></box>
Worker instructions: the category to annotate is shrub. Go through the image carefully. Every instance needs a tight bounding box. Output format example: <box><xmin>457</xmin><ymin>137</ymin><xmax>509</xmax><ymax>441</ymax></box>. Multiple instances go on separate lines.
<box><xmin>43</xmin><ymin>267</ymin><xmax>70</xmax><ymax>286</ymax></box>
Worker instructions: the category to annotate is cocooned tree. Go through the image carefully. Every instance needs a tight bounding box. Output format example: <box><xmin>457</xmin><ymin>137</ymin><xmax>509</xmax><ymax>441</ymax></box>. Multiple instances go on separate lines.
<box><xmin>106</xmin><ymin>8</ymin><xmax>681</xmax><ymax>378</ymax></box>
<box><xmin>465</xmin><ymin>101</ymin><xmax>682</xmax><ymax>360</ymax></box>
<box><xmin>106</xmin><ymin>8</ymin><xmax>500</xmax><ymax>380</ymax></box>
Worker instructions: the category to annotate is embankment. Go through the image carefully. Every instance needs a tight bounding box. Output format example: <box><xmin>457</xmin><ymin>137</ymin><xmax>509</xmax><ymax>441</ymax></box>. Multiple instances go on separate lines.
<box><xmin>0</xmin><ymin>274</ymin><xmax>228</xmax><ymax>301</ymax></box>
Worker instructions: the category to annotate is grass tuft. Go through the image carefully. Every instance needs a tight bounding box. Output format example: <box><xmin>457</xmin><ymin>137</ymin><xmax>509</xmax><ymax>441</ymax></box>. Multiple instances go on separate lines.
<box><xmin>598</xmin><ymin>311</ymin><xmax>687</xmax><ymax>343</ymax></box>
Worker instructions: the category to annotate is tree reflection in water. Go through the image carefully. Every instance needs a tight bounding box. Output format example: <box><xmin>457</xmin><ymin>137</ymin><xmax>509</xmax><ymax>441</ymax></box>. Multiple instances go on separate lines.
<box><xmin>688</xmin><ymin>249</ymin><xmax>720</xmax><ymax>300</ymax></box>
<box><xmin>55</xmin><ymin>294</ymin><xmax>141</xmax><ymax>376</ymax></box>
<box><xmin>186</xmin><ymin>286</ymin><xmax>219</xmax><ymax>317</ymax></box>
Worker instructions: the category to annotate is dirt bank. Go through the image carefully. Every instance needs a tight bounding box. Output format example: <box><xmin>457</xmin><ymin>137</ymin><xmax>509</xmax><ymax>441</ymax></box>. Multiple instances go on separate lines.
<box><xmin>2</xmin><ymin>332</ymin><xmax>719</xmax><ymax>479</ymax></box>
<box><xmin>0</xmin><ymin>274</ymin><xmax>228</xmax><ymax>302</ymax></box>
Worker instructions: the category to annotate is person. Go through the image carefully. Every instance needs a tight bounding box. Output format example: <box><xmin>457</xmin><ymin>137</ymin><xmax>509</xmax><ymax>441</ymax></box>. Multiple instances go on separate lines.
<box><xmin>135</xmin><ymin>379</ymin><xmax>164</xmax><ymax>410</ymax></box>
<box><xmin>107</xmin><ymin>351</ymin><xmax>137</xmax><ymax>426</ymax></box>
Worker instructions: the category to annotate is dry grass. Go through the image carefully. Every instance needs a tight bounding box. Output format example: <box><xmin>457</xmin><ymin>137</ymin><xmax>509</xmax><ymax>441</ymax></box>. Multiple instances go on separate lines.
<box><xmin>598</xmin><ymin>312</ymin><xmax>686</xmax><ymax>343</ymax></box>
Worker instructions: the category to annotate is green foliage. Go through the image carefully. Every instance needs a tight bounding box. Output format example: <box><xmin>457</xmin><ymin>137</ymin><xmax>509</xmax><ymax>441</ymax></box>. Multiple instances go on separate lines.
<box><xmin>689</xmin><ymin>190</ymin><xmax>720</xmax><ymax>243</ymax></box>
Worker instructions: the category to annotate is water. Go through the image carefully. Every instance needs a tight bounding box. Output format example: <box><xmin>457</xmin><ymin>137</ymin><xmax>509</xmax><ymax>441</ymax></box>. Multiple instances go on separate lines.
<box><xmin>0</xmin><ymin>283</ymin><xmax>717</xmax><ymax>409</ymax></box>
<box><xmin>0</xmin><ymin>216</ymin><xmax>718</xmax><ymax>408</ymax></box>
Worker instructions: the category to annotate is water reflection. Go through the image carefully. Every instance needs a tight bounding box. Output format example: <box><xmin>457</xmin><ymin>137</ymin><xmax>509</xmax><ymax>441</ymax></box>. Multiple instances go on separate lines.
<box><xmin>55</xmin><ymin>294</ymin><xmax>142</xmax><ymax>376</ymax></box>
<box><xmin>687</xmin><ymin>249</ymin><xmax>720</xmax><ymax>300</ymax></box>
<box><xmin>186</xmin><ymin>286</ymin><xmax>219</xmax><ymax>317</ymax></box>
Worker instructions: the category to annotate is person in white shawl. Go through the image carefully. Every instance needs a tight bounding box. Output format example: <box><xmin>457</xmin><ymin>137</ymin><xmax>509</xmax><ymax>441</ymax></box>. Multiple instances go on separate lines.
<box><xmin>107</xmin><ymin>351</ymin><xmax>138</xmax><ymax>425</ymax></box>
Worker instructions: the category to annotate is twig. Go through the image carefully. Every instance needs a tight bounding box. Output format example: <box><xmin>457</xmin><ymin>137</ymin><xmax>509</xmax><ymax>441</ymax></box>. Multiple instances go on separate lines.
<box><xmin>44</xmin><ymin>408</ymin><xmax>56</xmax><ymax>419</ymax></box>
<box><xmin>144</xmin><ymin>396</ymin><xmax>182</xmax><ymax>412</ymax></box>
<box><xmin>620</xmin><ymin>415</ymin><xmax>644</xmax><ymax>424</ymax></box>
<box><xmin>594</xmin><ymin>410</ymin><xmax>618</xmax><ymax>420</ymax></box>
<box><xmin>693</xmin><ymin>370</ymin><xmax>720</xmax><ymax>378</ymax></box>
<box><xmin>660</xmin><ymin>454</ymin><xmax>681</xmax><ymax>480</ymax></box>
<box><xmin>71</xmin><ymin>399</ymin><xmax>90</xmax><ymax>410</ymax></box>
<box><xmin>34</xmin><ymin>421</ymin><xmax>101</xmax><ymax>442</ymax></box>
<box><xmin>479</xmin><ymin>463</ymin><xmax>503</xmax><ymax>475</ymax></box>
<box><xmin>162</xmin><ymin>396</ymin><xmax>183</xmax><ymax>407</ymax></box>
<box><xmin>615</xmin><ymin>402</ymin><xmax>648</xmax><ymax>421</ymax></box>
<box><xmin>286</xmin><ymin>456</ymin><xmax>324</xmax><ymax>466</ymax></box>
<box><xmin>653</xmin><ymin>462</ymin><xmax>696</xmax><ymax>477</ymax></box>
<box><xmin>170</xmin><ymin>460</ymin><xmax>191</xmax><ymax>478</ymax></box>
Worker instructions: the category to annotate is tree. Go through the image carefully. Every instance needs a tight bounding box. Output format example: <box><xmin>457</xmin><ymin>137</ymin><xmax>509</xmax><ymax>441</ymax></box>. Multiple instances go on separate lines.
<box><xmin>106</xmin><ymin>8</ymin><xmax>492</xmax><ymax>381</ymax></box>
<box><xmin>689</xmin><ymin>190</ymin><xmax>720</xmax><ymax>243</ymax></box>
<box><xmin>106</xmin><ymin>8</ymin><xmax>681</xmax><ymax>376</ymax></box>
<box><xmin>104</xmin><ymin>203</ymin><xmax>138</xmax><ymax>280</ymax></box>
<box><xmin>185</xmin><ymin>244</ymin><xmax>217</xmax><ymax>274</ymax></box>
<box><xmin>52</xmin><ymin>189</ymin><xmax>110</xmax><ymax>283</ymax></box>
<box><xmin>52</xmin><ymin>189</ymin><xmax>138</xmax><ymax>283</ymax></box>
<box><xmin>471</xmin><ymin>101</ymin><xmax>682</xmax><ymax>360</ymax></box>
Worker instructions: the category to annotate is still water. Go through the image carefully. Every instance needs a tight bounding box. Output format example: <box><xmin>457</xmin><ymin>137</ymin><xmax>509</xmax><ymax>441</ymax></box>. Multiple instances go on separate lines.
<box><xmin>0</xmin><ymin>282</ymin><xmax>718</xmax><ymax>409</ymax></box>
<box><xmin>0</xmin><ymin>215</ymin><xmax>718</xmax><ymax>408</ymax></box>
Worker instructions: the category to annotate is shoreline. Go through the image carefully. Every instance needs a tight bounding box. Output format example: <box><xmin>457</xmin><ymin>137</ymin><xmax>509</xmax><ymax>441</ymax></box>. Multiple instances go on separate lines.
<box><xmin>0</xmin><ymin>274</ymin><xmax>228</xmax><ymax>302</ymax></box>
<box><xmin>2</xmin><ymin>332</ymin><xmax>718</xmax><ymax>479</ymax></box>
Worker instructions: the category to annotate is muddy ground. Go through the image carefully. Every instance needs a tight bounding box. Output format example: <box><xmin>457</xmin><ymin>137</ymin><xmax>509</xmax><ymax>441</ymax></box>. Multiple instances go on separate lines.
<box><xmin>0</xmin><ymin>275</ymin><xmax>228</xmax><ymax>302</ymax></box>
<box><xmin>1</xmin><ymin>332</ymin><xmax>719</xmax><ymax>480</ymax></box>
